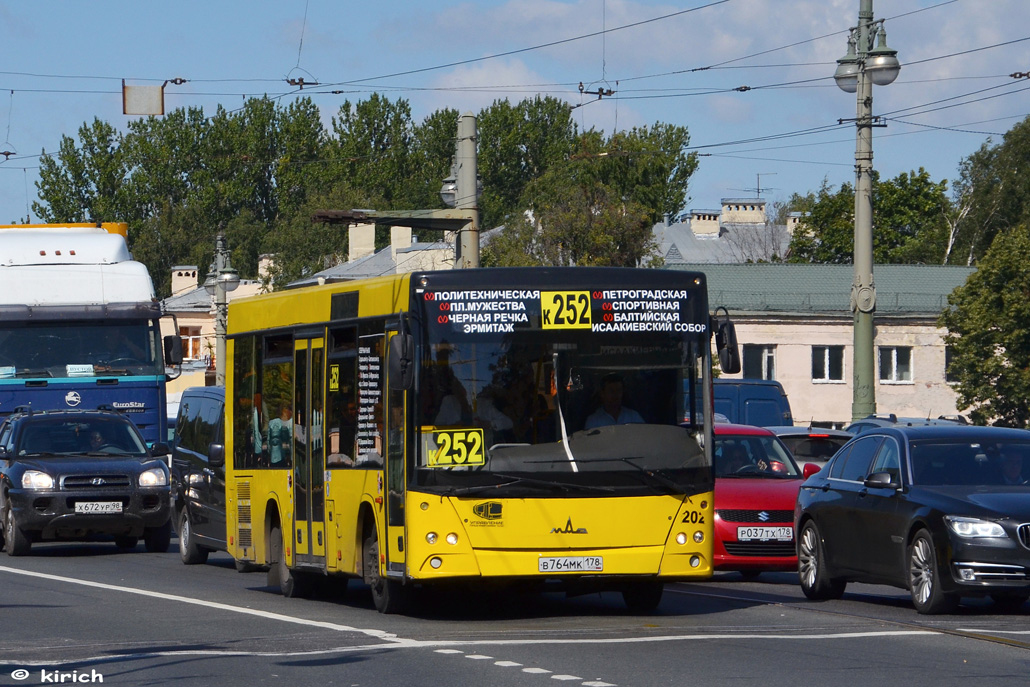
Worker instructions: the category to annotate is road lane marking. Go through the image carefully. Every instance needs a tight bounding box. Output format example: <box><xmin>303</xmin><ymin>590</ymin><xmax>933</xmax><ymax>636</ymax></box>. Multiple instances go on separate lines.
<box><xmin>0</xmin><ymin>565</ymin><xmax>400</xmax><ymax>643</ymax></box>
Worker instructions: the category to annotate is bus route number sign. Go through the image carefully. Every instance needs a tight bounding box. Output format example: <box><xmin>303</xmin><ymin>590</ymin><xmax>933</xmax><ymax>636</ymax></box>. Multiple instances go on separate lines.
<box><xmin>426</xmin><ymin>428</ymin><xmax>486</xmax><ymax>467</ymax></box>
<box><xmin>541</xmin><ymin>291</ymin><xmax>591</xmax><ymax>330</ymax></box>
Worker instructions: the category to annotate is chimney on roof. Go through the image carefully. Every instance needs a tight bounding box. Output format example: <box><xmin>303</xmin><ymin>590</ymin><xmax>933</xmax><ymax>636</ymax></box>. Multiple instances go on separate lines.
<box><xmin>348</xmin><ymin>223</ymin><xmax>375</xmax><ymax>262</ymax></box>
<box><xmin>171</xmin><ymin>265</ymin><xmax>199</xmax><ymax>296</ymax></box>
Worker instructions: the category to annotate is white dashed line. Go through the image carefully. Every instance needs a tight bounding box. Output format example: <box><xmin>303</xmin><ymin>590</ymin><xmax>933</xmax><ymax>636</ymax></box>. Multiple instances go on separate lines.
<box><xmin>495</xmin><ymin>661</ymin><xmax>523</xmax><ymax>667</ymax></box>
<box><xmin>551</xmin><ymin>675</ymin><xmax>583</xmax><ymax>681</ymax></box>
<box><xmin>466</xmin><ymin>654</ymin><xmax>494</xmax><ymax>660</ymax></box>
<box><xmin>523</xmin><ymin>667</ymin><xmax>553</xmax><ymax>674</ymax></box>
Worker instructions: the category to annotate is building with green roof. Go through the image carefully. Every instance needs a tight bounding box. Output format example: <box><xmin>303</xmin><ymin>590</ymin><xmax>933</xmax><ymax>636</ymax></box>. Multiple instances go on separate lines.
<box><xmin>667</xmin><ymin>263</ymin><xmax>975</xmax><ymax>426</ymax></box>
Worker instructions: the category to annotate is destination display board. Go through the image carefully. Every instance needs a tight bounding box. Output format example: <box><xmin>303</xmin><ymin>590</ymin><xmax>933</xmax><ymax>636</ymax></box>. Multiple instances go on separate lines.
<box><xmin>419</xmin><ymin>287</ymin><xmax>708</xmax><ymax>337</ymax></box>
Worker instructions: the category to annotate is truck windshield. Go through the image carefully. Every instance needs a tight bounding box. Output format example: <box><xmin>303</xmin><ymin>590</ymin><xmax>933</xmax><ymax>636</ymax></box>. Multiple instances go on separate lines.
<box><xmin>0</xmin><ymin>321</ymin><xmax>162</xmax><ymax>378</ymax></box>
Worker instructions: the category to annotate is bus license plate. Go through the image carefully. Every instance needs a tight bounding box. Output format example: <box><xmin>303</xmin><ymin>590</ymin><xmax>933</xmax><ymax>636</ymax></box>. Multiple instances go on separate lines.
<box><xmin>75</xmin><ymin>501</ymin><xmax>123</xmax><ymax>514</ymax></box>
<box><xmin>737</xmin><ymin>526</ymin><xmax>792</xmax><ymax>541</ymax></box>
<box><xmin>538</xmin><ymin>556</ymin><xmax>603</xmax><ymax>573</ymax></box>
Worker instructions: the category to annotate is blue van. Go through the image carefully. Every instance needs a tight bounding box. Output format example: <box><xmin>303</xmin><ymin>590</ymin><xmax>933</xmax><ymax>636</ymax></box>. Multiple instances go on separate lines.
<box><xmin>712</xmin><ymin>379</ymin><xmax>793</xmax><ymax>427</ymax></box>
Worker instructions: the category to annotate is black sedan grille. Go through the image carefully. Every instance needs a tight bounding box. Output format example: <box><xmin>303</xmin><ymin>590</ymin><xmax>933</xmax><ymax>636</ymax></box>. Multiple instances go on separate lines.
<box><xmin>723</xmin><ymin>541</ymin><xmax>796</xmax><ymax>557</ymax></box>
<box><xmin>717</xmin><ymin>509</ymin><xmax>794</xmax><ymax>523</ymax></box>
<box><xmin>62</xmin><ymin>474</ymin><xmax>132</xmax><ymax>489</ymax></box>
<box><xmin>1019</xmin><ymin>524</ymin><xmax>1030</xmax><ymax>550</ymax></box>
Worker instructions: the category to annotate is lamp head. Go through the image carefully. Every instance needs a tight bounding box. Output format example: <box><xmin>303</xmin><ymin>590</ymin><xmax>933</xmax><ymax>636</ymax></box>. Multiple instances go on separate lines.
<box><xmin>834</xmin><ymin>32</ymin><xmax>859</xmax><ymax>94</ymax></box>
<box><xmin>866</xmin><ymin>25</ymin><xmax>900</xmax><ymax>86</ymax></box>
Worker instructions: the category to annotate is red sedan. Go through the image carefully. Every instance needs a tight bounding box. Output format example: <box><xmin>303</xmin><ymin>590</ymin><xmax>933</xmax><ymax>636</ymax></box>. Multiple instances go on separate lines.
<box><xmin>713</xmin><ymin>424</ymin><xmax>812</xmax><ymax>577</ymax></box>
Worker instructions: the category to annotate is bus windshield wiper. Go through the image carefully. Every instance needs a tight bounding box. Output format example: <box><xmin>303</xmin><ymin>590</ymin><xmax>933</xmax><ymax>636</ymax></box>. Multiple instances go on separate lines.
<box><xmin>615</xmin><ymin>457</ymin><xmax>687</xmax><ymax>494</ymax></box>
<box><xmin>444</xmin><ymin>473</ymin><xmax>614</xmax><ymax>496</ymax></box>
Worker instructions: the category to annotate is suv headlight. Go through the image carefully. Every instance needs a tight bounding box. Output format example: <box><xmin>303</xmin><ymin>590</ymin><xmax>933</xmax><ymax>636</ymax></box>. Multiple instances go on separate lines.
<box><xmin>944</xmin><ymin>515</ymin><xmax>1005</xmax><ymax>538</ymax></box>
<box><xmin>22</xmin><ymin>470</ymin><xmax>55</xmax><ymax>490</ymax></box>
<box><xmin>139</xmin><ymin>467</ymin><xmax>168</xmax><ymax>487</ymax></box>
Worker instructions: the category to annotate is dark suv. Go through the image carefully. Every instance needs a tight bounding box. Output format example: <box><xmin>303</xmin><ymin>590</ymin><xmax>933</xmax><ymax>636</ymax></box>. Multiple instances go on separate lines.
<box><xmin>0</xmin><ymin>408</ymin><xmax>172</xmax><ymax>556</ymax></box>
<box><xmin>171</xmin><ymin>386</ymin><xmax>227</xmax><ymax>564</ymax></box>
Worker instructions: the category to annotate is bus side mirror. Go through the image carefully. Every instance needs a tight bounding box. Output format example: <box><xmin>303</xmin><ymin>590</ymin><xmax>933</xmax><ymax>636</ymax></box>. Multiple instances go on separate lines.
<box><xmin>712</xmin><ymin>308</ymin><xmax>741</xmax><ymax>375</ymax></box>
<box><xmin>389</xmin><ymin>333</ymin><xmax>414</xmax><ymax>391</ymax></box>
<box><xmin>164</xmin><ymin>335</ymin><xmax>184</xmax><ymax>366</ymax></box>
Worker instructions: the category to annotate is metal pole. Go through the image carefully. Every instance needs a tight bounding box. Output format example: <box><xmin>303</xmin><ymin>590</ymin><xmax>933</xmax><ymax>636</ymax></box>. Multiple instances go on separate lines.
<box><xmin>456</xmin><ymin>112</ymin><xmax>480</xmax><ymax>269</ymax></box>
<box><xmin>214</xmin><ymin>234</ymin><xmax>228</xmax><ymax>386</ymax></box>
<box><xmin>851</xmin><ymin>0</ymin><xmax>876</xmax><ymax>421</ymax></box>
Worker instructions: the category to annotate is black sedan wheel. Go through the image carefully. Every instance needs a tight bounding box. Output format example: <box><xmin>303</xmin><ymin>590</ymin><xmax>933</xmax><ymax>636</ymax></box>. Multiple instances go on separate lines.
<box><xmin>798</xmin><ymin>521</ymin><xmax>845</xmax><ymax>600</ymax></box>
<box><xmin>908</xmin><ymin>530</ymin><xmax>958</xmax><ymax>615</ymax></box>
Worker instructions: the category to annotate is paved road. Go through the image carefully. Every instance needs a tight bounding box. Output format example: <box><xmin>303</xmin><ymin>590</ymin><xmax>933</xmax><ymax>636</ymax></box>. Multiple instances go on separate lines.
<box><xmin>0</xmin><ymin>541</ymin><xmax>1027</xmax><ymax>687</ymax></box>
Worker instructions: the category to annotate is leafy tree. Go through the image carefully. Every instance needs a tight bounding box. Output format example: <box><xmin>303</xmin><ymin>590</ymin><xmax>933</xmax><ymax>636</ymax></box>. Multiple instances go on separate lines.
<box><xmin>939</xmin><ymin>224</ymin><xmax>1030</xmax><ymax>427</ymax></box>
<box><xmin>477</xmin><ymin>96</ymin><xmax>579</xmax><ymax>228</ymax></box>
<box><xmin>484</xmin><ymin>154</ymin><xmax>658</xmax><ymax>268</ymax></box>
<box><xmin>787</xmin><ymin>169</ymin><xmax>951</xmax><ymax>264</ymax></box>
<box><xmin>948</xmin><ymin>116</ymin><xmax>1030</xmax><ymax>265</ymax></box>
<box><xmin>34</xmin><ymin>119</ymin><xmax>127</xmax><ymax>223</ymax></box>
<box><xmin>328</xmin><ymin>94</ymin><xmax>414</xmax><ymax>207</ymax></box>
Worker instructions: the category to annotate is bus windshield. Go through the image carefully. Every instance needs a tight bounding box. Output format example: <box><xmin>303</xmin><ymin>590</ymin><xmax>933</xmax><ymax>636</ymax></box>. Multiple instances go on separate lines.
<box><xmin>413</xmin><ymin>287</ymin><xmax>711</xmax><ymax>497</ymax></box>
<box><xmin>0</xmin><ymin>321</ymin><xmax>162</xmax><ymax>378</ymax></box>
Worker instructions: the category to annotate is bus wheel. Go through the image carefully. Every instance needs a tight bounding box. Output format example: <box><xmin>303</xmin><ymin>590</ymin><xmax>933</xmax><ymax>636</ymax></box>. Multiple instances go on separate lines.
<box><xmin>621</xmin><ymin>581</ymin><xmax>663</xmax><ymax>613</ymax></box>
<box><xmin>363</xmin><ymin>530</ymin><xmax>407</xmax><ymax>614</ymax></box>
<box><xmin>269</xmin><ymin>525</ymin><xmax>312</xmax><ymax>598</ymax></box>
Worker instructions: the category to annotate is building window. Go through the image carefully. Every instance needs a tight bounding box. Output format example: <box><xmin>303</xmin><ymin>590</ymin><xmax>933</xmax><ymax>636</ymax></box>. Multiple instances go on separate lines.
<box><xmin>743</xmin><ymin>344</ymin><xmax>776</xmax><ymax>380</ymax></box>
<box><xmin>878</xmin><ymin>346</ymin><xmax>912</xmax><ymax>384</ymax></box>
<box><xmin>180</xmin><ymin>326</ymin><xmax>204</xmax><ymax>361</ymax></box>
<box><xmin>945</xmin><ymin>346</ymin><xmax>959</xmax><ymax>383</ymax></box>
<box><xmin>812</xmin><ymin>345</ymin><xmax>845</xmax><ymax>383</ymax></box>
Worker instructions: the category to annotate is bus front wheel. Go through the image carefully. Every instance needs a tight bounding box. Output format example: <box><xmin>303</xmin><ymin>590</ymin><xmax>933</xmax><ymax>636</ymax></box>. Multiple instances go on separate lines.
<box><xmin>363</xmin><ymin>529</ymin><xmax>408</xmax><ymax>614</ymax></box>
<box><xmin>621</xmin><ymin>580</ymin><xmax>664</xmax><ymax>613</ymax></box>
<box><xmin>269</xmin><ymin>525</ymin><xmax>312</xmax><ymax>598</ymax></box>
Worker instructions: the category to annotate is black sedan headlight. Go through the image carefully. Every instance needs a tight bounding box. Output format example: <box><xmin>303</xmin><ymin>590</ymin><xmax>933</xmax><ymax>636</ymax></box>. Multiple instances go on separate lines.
<box><xmin>944</xmin><ymin>515</ymin><xmax>1006</xmax><ymax>538</ymax></box>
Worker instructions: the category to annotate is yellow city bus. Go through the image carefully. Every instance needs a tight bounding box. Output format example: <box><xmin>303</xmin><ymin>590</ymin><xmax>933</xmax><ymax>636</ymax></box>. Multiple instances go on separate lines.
<box><xmin>225</xmin><ymin>267</ymin><xmax>739</xmax><ymax>613</ymax></box>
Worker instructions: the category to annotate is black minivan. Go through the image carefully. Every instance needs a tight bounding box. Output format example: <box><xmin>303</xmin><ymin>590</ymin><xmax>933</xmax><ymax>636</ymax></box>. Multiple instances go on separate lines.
<box><xmin>171</xmin><ymin>385</ymin><xmax>227</xmax><ymax>564</ymax></box>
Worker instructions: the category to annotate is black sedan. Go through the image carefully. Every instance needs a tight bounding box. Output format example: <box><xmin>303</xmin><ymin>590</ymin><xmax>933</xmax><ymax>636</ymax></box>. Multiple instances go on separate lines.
<box><xmin>795</xmin><ymin>425</ymin><xmax>1030</xmax><ymax>614</ymax></box>
<box><xmin>0</xmin><ymin>407</ymin><xmax>172</xmax><ymax>555</ymax></box>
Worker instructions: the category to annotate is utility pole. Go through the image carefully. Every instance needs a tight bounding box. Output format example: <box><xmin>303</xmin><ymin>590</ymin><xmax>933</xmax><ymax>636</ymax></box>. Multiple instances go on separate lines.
<box><xmin>455</xmin><ymin>112</ymin><xmax>480</xmax><ymax>269</ymax></box>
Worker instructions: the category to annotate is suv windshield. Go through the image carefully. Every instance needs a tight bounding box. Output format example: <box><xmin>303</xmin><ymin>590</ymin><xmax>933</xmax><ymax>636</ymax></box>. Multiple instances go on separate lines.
<box><xmin>13</xmin><ymin>416</ymin><xmax>149</xmax><ymax>457</ymax></box>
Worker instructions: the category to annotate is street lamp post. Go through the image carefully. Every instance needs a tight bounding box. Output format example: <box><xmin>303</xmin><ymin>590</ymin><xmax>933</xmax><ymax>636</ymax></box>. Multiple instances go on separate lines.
<box><xmin>834</xmin><ymin>0</ymin><xmax>900</xmax><ymax>422</ymax></box>
<box><xmin>203</xmin><ymin>232</ymin><xmax>240</xmax><ymax>386</ymax></box>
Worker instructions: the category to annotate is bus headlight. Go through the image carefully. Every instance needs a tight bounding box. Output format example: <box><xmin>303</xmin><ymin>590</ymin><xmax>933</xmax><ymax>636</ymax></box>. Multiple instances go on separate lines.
<box><xmin>446</xmin><ymin>532</ymin><xmax>459</xmax><ymax>545</ymax></box>
<box><xmin>22</xmin><ymin>470</ymin><xmax>54</xmax><ymax>490</ymax></box>
<box><xmin>426</xmin><ymin>532</ymin><xmax>438</xmax><ymax>544</ymax></box>
<box><xmin>693</xmin><ymin>531</ymin><xmax>705</xmax><ymax>544</ymax></box>
<box><xmin>139</xmin><ymin>467</ymin><xmax>168</xmax><ymax>487</ymax></box>
<box><xmin>676</xmin><ymin>532</ymin><xmax>687</xmax><ymax>545</ymax></box>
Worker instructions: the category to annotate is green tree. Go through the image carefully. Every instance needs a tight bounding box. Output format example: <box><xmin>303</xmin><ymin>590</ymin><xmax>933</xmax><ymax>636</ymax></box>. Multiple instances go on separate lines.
<box><xmin>787</xmin><ymin>169</ymin><xmax>951</xmax><ymax>264</ymax></box>
<box><xmin>948</xmin><ymin>116</ymin><xmax>1030</xmax><ymax>265</ymax></box>
<box><xmin>939</xmin><ymin>224</ymin><xmax>1030</xmax><ymax>427</ymax></box>
<box><xmin>328</xmin><ymin>94</ymin><xmax>414</xmax><ymax>207</ymax></box>
<box><xmin>34</xmin><ymin>118</ymin><xmax>128</xmax><ymax>223</ymax></box>
<box><xmin>477</xmin><ymin>96</ymin><xmax>579</xmax><ymax>228</ymax></box>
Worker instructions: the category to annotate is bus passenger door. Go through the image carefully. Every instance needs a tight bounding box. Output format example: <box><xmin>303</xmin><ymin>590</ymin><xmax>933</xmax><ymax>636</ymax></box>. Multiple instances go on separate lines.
<box><xmin>385</xmin><ymin>331</ymin><xmax>406</xmax><ymax>578</ymax></box>
<box><xmin>293</xmin><ymin>336</ymin><xmax>327</xmax><ymax>569</ymax></box>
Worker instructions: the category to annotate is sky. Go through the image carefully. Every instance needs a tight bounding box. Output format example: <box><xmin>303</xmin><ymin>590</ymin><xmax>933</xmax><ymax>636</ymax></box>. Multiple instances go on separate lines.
<box><xmin>0</xmin><ymin>0</ymin><xmax>1027</xmax><ymax>226</ymax></box>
